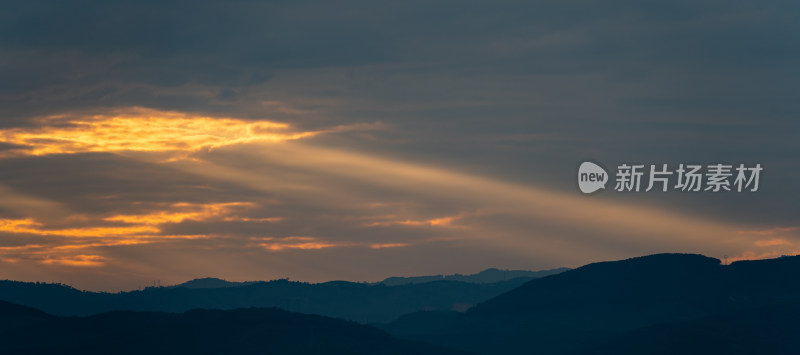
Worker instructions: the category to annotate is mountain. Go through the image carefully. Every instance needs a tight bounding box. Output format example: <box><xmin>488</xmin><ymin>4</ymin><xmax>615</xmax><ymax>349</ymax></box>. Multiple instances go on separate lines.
<box><xmin>0</xmin><ymin>277</ymin><xmax>531</xmax><ymax>323</ymax></box>
<box><xmin>378</xmin><ymin>267</ymin><xmax>569</xmax><ymax>286</ymax></box>
<box><xmin>570</xmin><ymin>302</ymin><xmax>800</xmax><ymax>355</ymax></box>
<box><xmin>6</xmin><ymin>254</ymin><xmax>800</xmax><ymax>354</ymax></box>
<box><xmin>382</xmin><ymin>253</ymin><xmax>800</xmax><ymax>355</ymax></box>
<box><xmin>170</xmin><ymin>277</ymin><xmax>258</xmax><ymax>289</ymax></box>
<box><xmin>0</xmin><ymin>300</ymin><xmax>470</xmax><ymax>355</ymax></box>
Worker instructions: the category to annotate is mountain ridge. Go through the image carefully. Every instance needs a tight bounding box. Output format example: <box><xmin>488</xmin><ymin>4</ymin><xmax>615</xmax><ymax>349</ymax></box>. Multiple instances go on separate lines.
<box><xmin>0</xmin><ymin>275</ymin><xmax>537</xmax><ymax>323</ymax></box>
<box><xmin>383</xmin><ymin>253</ymin><xmax>800</xmax><ymax>355</ymax></box>
<box><xmin>378</xmin><ymin>267</ymin><xmax>569</xmax><ymax>286</ymax></box>
<box><xmin>0</xmin><ymin>300</ymin><xmax>471</xmax><ymax>355</ymax></box>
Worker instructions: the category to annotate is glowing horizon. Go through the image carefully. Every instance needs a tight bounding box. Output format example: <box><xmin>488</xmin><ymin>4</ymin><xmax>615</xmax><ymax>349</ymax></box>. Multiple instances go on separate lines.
<box><xmin>0</xmin><ymin>108</ymin><xmax>795</xmax><ymax>291</ymax></box>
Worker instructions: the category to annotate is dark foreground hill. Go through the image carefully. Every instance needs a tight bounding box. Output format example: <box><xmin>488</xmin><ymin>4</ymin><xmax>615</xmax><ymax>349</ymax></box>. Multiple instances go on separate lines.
<box><xmin>0</xmin><ymin>301</ymin><xmax>470</xmax><ymax>355</ymax></box>
<box><xmin>0</xmin><ymin>277</ymin><xmax>533</xmax><ymax>323</ymax></box>
<box><xmin>382</xmin><ymin>254</ymin><xmax>800</xmax><ymax>355</ymax></box>
<box><xmin>570</xmin><ymin>302</ymin><xmax>800</xmax><ymax>355</ymax></box>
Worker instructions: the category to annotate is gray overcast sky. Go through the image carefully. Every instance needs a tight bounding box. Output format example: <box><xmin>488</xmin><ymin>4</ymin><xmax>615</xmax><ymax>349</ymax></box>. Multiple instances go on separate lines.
<box><xmin>0</xmin><ymin>0</ymin><xmax>798</xmax><ymax>290</ymax></box>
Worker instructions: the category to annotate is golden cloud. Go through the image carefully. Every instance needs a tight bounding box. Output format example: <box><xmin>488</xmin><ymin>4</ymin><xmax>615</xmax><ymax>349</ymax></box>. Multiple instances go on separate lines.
<box><xmin>369</xmin><ymin>243</ymin><xmax>408</xmax><ymax>249</ymax></box>
<box><xmin>104</xmin><ymin>202</ymin><xmax>258</xmax><ymax>225</ymax></box>
<box><xmin>754</xmin><ymin>238</ymin><xmax>791</xmax><ymax>247</ymax></box>
<box><xmin>363</xmin><ymin>214</ymin><xmax>465</xmax><ymax>228</ymax></box>
<box><xmin>0</xmin><ymin>218</ymin><xmax>159</xmax><ymax>237</ymax></box>
<box><xmin>256</xmin><ymin>236</ymin><xmax>341</xmax><ymax>251</ymax></box>
<box><xmin>737</xmin><ymin>226</ymin><xmax>800</xmax><ymax>236</ymax></box>
<box><xmin>41</xmin><ymin>255</ymin><xmax>106</xmax><ymax>267</ymax></box>
<box><xmin>0</xmin><ymin>202</ymin><xmax>274</xmax><ymax>267</ymax></box>
<box><xmin>251</xmin><ymin>236</ymin><xmax>412</xmax><ymax>252</ymax></box>
<box><xmin>0</xmin><ymin>107</ymin><xmax>318</xmax><ymax>156</ymax></box>
<box><xmin>361</xmin><ymin>210</ymin><xmax>491</xmax><ymax>229</ymax></box>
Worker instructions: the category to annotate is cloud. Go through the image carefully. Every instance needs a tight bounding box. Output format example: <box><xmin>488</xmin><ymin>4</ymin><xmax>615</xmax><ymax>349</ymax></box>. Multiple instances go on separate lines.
<box><xmin>753</xmin><ymin>238</ymin><xmax>791</xmax><ymax>247</ymax></box>
<box><xmin>41</xmin><ymin>254</ymin><xmax>106</xmax><ymax>267</ymax></box>
<box><xmin>0</xmin><ymin>107</ymin><xmax>318</xmax><ymax>157</ymax></box>
<box><xmin>254</xmin><ymin>236</ymin><xmax>344</xmax><ymax>252</ymax></box>
<box><xmin>0</xmin><ymin>217</ymin><xmax>159</xmax><ymax>238</ymax></box>
<box><xmin>363</xmin><ymin>213</ymin><xmax>469</xmax><ymax>228</ymax></box>
<box><xmin>0</xmin><ymin>201</ymin><xmax>272</xmax><ymax>271</ymax></box>
<box><xmin>369</xmin><ymin>243</ymin><xmax>408</xmax><ymax>249</ymax></box>
<box><xmin>105</xmin><ymin>202</ymin><xmax>259</xmax><ymax>225</ymax></box>
<box><xmin>738</xmin><ymin>226</ymin><xmax>800</xmax><ymax>236</ymax></box>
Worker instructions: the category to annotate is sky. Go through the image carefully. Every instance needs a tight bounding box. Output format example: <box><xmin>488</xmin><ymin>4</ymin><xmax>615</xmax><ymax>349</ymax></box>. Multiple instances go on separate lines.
<box><xmin>0</xmin><ymin>0</ymin><xmax>798</xmax><ymax>291</ymax></box>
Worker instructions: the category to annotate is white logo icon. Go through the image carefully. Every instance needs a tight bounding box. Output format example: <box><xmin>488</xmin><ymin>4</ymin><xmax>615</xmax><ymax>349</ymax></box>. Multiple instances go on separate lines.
<box><xmin>578</xmin><ymin>162</ymin><xmax>608</xmax><ymax>194</ymax></box>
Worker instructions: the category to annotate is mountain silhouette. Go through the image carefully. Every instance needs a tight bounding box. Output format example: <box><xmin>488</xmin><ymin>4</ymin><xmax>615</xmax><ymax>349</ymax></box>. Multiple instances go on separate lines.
<box><xmin>0</xmin><ymin>276</ymin><xmax>532</xmax><ymax>323</ymax></box>
<box><xmin>5</xmin><ymin>254</ymin><xmax>800</xmax><ymax>354</ymax></box>
<box><xmin>378</xmin><ymin>267</ymin><xmax>568</xmax><ymax>286</ymax></box>
<box><xmin>382</xmin><ymin>253</ymin><xmax>800</xmax><ymax>355</ymax></box>
<box><xmin>570</xmin><ymin>302</ymin><xmax>800</xmax><ymax>355</ymax></box>
<box><xmin>170</xmin><ymin>277</ymin><xmax>258</xmax><ymax>289</ymax></box>
<box><xmin>0</xmin><ymin>300</ymin><xmax>471</xmax><ymax>355</ymax></box>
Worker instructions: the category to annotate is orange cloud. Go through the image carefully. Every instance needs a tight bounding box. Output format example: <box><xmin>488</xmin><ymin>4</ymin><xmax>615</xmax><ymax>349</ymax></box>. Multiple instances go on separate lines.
<box><xmin>252</xmin><ymin>236</ymin><xmax>412</xmax><ymax>251</ymax></box>
<box><xmin>0</xmin><ymin>107</ymin><xmax>318</xmax><ymax>156</ymax></box>
<box><xmin>41</xmin><ymin>255</ymin><xmax>106</xmax><ymax>267</ymax></box>
<box><xmin>364</xmin><ymin>213</ymin><xmax>468</xmax><ymax>228</ymax></box>
<box><xmin>104</xmin><ymin>202</ymin><xmax>258</xmax><ymax>225</ymax></box>
<box><xmin>0</xmin><ymin>201</ymin><xmax>269</xmax><ymax>267</ymax></box>
<box><xmin>257</xmin><ymin>237</ymin><xmax>342</xmax><ymax>251</ymax></box>
<box><xmin>369</xmin><ymin>243</ymin><xmax>408</xmax><ymax>249</ymax></box>
<box><xmin>737</xmin><ymin>226</ymin><xmax>800</xmax><ymax>236</ymax></box>
<box><xmin>754</xmin><ymin>238</ymin><xmax>792</xmax><ymax>247</ymax></box>
<box><xmin>0</xmin><ymin>218</ymin><xmax>159</xmax><ymax>237</ymax></box>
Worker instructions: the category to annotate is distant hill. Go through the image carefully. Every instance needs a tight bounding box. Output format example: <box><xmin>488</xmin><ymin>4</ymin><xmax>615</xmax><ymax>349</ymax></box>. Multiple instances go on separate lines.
<box><xmin>170</xmin><ymin>277</ymin><xmax>258</xmax><ymax>289</ymax></box>
<box><xmin>0</xmin><ymin>301</ymin><xmax>470</xmax><ymax>355</ymax></box>
<box><xmin>0</xmin><ymin>277</ymin><xmax>531</xmax><ymax>323</ymax></box>
<box><xmin>170</xmin><ymin>266</ymin><xmax>567</xmax><ymax>289</ymax></box>
<box><xmin>382</xmin><ymin>253</ymin><xmax>800</xmax><ymax>355</ymax></box>
<box><xmin>378</xmin><ymin>267</ymin><xmax>569</xmax><ymax>286</ymax></box>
